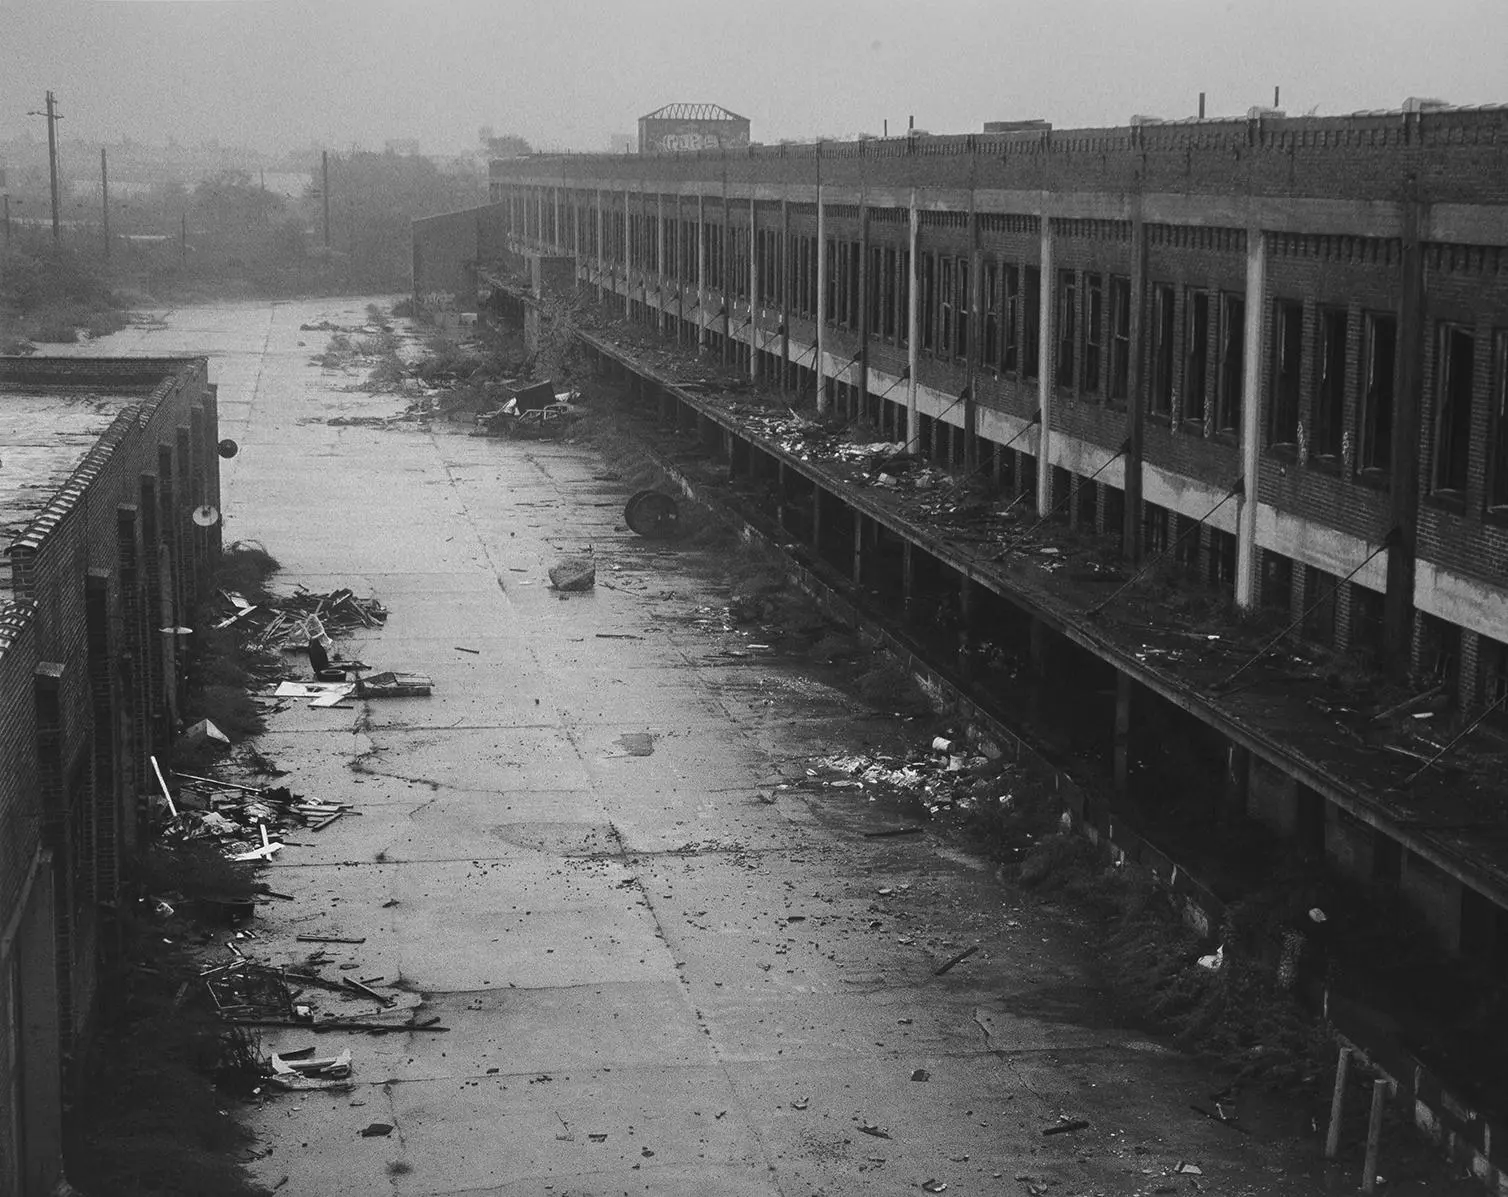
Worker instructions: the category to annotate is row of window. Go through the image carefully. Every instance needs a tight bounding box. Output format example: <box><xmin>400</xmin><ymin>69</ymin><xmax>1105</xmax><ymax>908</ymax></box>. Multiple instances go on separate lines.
<box><xmin>512</xmin><ymin>200</ymin><xmax>1508</xmax><ymax>513</ymax></box>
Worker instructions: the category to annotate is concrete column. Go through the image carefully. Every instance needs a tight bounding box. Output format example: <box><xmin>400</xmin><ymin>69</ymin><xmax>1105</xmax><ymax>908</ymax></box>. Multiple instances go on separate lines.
<box><xmin>19</xmin><ymin>856</ymin><xmax>63</xmax><ymax>1194</ymax></box>
<box><xmin>1124</xmin><ymin>205</ymin><xmax>1148</xmax><ymax>561</ymax></box>
<box><xmin>966</xmin><ymin>194</ymin><xmax>981</xmax><ymax>471</ymax></box>
<box><xmin>815</xmin><ymin>185</ymin><xmax>828</xmax><ymax>411</ymax></box>
<box><xmin>623</xmin><ymin>189</ymin><xmax>633</xmax><ymax>297</ymax></box>
<box><xmin>1235</xmin><ymin>228</ymin><xmax>1267</xmax><ymax>609</ymax></box>
<box><xmin>858</xmin><ymin>202</ymin><xmax>871</xmax><ymax>416</ymax></box>
<box><xmin>553</xmin><ymin>186</ymin><xmax>562</xmax><ymax>251</ymax></box>
<box><xmin>749</xmin><ymin>198</ymin><xmax>760</xmax><ymax>382</ymax></box>
<box><xmin>1385</xmin><ymin>200</ymin><xmax>1426</xmax><ymax>662</ymax></box>
<box><xmin>721</xmin><ymin>177</ymin><xmax>731</xmax><ymax>366</ymax></box>
<box><xmin>697</xmin><ymin>193</ymin><xmax>707</xmax><ymax>349</ymax></box>
<box><xmin>901</xmin><ymin>540</ymin><xmax>915</xmax><ymax>620</ymax></box>
<box><xmin>596</xmin><ymin>188</ymin><xmax>605</xmax><ymax>296</ymax></box>
<box><xmin>1113</xmin><ymin>673</ymin><xmax>1132</xmax><ymax>792</ymax></box>
<box><xmin>906</xmin><ymin>189</ymin><xmax>920</xmax><ymax>451</ymax></box>
<box><xmin>1035</xmin><ymin>214</ymin><xmax>1056</xmax><ymax>516</ymax></box>
<box><xmin>852</xmin><ymin>509</ymin><xmax>864</xmax><ymax>585</ymax></box>
<box><xmin>781</xmin><ymin>198</ymin><xmax>792</xmax><ymax>388</ymax></box>
<box><xmin>656</xmin><ymin>191</ymin><xmax>666</xmax><ymax>324</ymax></box>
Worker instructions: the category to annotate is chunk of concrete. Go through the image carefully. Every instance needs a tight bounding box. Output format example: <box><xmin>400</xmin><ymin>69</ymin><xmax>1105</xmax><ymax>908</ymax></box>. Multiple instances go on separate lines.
<box><xmin>548</xmin><ymin>558</ymin><xmax>596</xmax><ymax>591</ymax></box>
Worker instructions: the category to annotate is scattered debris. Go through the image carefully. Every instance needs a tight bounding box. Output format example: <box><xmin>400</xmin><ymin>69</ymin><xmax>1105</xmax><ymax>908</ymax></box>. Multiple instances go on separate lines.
<box><xmin>911</xmin><ymin>1069</ymin><xmax>931</xmax><ymax>1082</ymax></box>
<box><xmin>356</xmin><ymin>672</ymin><xmax>433</xmax><ymax>698</ymax></box>
<box><xmin>932</xmin><ymin>945</ymin><xmax>980</xmax><ymax>976</ymax></box>
<box><xmin>360</xmin><ymin>1123</ymin><xmax>394</xmax><ymax>1138</ymax></box>
<box><xmin>1041</xmin><ymin>1118</ymin><xmax>1090</xmax><ymax>1136</ymax></box>
<box><xmin>858</xmin><ymin>1124</ymin><xmax>891</xmax><ymax>1139</ymax></box>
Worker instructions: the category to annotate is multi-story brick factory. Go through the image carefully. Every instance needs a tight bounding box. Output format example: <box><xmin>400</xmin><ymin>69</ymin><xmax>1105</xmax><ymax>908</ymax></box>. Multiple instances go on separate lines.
<box><xmin>414</xmin><ymin>99</ymin><xmax>1508</xmax><ymax>1183</ymax></box>
<box><xmin>0</xmin><ymin>355</ymin><xmax>219</xmax><ymax>1194</ymax></box>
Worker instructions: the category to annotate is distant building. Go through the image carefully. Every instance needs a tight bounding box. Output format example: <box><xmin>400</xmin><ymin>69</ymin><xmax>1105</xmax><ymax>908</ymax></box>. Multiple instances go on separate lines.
<box><xmin>637</xmin><ymin>103</ymin><xmax>749</xmax><ymax>155</ymax></box>
<box><xmin>385</xmin><ymin>139</ymin><xmax>422</xmax><ymax>156</ymax></box>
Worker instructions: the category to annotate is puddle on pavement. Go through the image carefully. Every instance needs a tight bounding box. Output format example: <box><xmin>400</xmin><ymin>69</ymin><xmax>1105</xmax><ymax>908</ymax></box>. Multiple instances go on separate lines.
<box><xmin>616</xmin><ymin>731</ymin><xmax>656</xmax><ymax>756</ymax></box>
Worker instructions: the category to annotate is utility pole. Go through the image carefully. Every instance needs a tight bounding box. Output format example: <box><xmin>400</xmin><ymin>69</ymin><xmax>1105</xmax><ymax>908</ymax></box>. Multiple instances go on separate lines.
<box><xmin>322</xmin><ymin>150</ymin><xmax>330</xmax><ymax>249</ymax></box>
<box><xmin>101</xmin><ymin>147</ymin><xmax>110</xmax><ymax>262</ymax></box>
<box><xmin>27</xmin><ymin>90</ymin><xmax>63</xmax><ymax>243</ymax></box>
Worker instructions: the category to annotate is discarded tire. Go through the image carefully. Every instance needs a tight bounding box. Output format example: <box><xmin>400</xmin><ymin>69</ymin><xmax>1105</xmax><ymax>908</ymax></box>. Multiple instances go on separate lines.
<box><xmin>624</xmin><ymin>490</ymin><xmax>680</xmax><ymax>538</ymax></box>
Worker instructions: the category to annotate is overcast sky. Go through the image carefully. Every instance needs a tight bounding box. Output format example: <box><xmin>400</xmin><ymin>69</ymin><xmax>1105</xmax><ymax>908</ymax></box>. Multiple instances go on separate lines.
<box><xmin>2</xmin><ymin>0</ymin><xmax>1506</xmax><ymax>155</ymax></box>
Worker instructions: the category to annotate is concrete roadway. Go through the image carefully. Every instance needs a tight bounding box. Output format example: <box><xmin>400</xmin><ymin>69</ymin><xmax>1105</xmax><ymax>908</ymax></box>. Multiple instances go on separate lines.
<box><xmin>85</xmin><ymin>299</ymin><xmax>1343</xmax><ymax>1196</ymax></box>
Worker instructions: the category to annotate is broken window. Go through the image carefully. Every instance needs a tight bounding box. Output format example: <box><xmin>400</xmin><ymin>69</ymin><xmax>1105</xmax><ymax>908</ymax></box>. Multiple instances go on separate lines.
<box><xmin>1002</xmin><ymin>264</ymin><xmax>1019</xmax><ymax>373</ymax></box>
<box><xmin>897</xmin><ymin>250</ymin><xmax>910</xmax><ymax>348</ymax></box>
<box><xmin>883</xmin><ymin>248</ymin><xmax>897</xmax><ymax>340</ymax></box>
<box><xmin>1489</xmin><ymin>331</ymin><xmax>1508</xmax><ymax>514</ymax></box>
<box><xmin>1269</xmin><ymin>300</ymin><xmax>1303</xmax><ymax>448</ymax></box>
<box><xmin>921</xmin><ymin>253</ymin><xmax>936</xmax><ymax>352</ymax></box>
<box><xmin>1351</xmin><ymin>584</ymin><xmax>1386</xmax><ymax>662</ymax></box>
<box><xmin>1434</xmin><ymin>323</ymin><xmax>1475</xmax><ymax>497</ymax></box>
<box><xmin>1207</xmin><ymin>527</ymin><xmax>1237</xmax><ymax>593</ymax></box>
<box><xmin>1302</xmin><ymin>566</ymin><xmax>1337</xmax><ymax>647</ymax></box>
<box><xmin>1108</xmin><ymin>275</ymin><xmax>1130</xmax><ymax>404</ymax></box>
<box><xmin>955</xmin><ymin>260</ymin><xmax>970</xmax><ymax>360</ymax></box>
<box><xmin>868</xmin><ymin>246</ymin><xmax>884</xmax><ymax>332</ymax></box>
<box><xmin>1313</xmin><ymin>308</ymin><xmax>1348</xmax><ymax>464</ymax></box>
<box><xmin>1149</xmin><ymin>283</ymin><xmax>1176</xmax><ymax>418</ymax></box>
<box><xmin>940</xmin><ymin>257</ymin><xmax>954</xmax><ymax>353</ymax></box>
<box><xmin>1143</xmin><ymin>503</ymin><xmax>1170</xmax><ymax>554</ymax></box>
<box><xmin>1217</xmin><ymin>294</ymin><xmax>1245</xmax><ymax>433</ymax></box>
<box><xmin>1083</xmin><ymin>274</ymin><xmax>1103</xmax><ymax>396</ymax></box>
<box><xmin>1185</xmin><ymin>290</ymin><xmax>1209</xmax><ymax>427</ymax></box>
<box><xmin>824</xmin><ymin>238</ymin><xmax>837</xmax><ymax>322</ymax></box>
<box><xmin>1023</xmin><ymin>266</ymin><xmax>1041</xmax><ymax>380</ymax></box>
<box><xmin>1056</xmin><ymin>269</ymin><xmax>1076</xmax><ymax>390</ymax></box>
<box><xmin>1358</xmin><ymin>312</ymin><xmax>1396</xmax><ymax>476</ymax></box>
<box><xmin>847</xmin><ymin>242</ymin><xmax>861</xmax><ymax>329</ymax></box>
<box><xmin>983</xmin><ymin>263</ymin><xmax>1000</xmax><ymax>365</ymax></box>
<box><xmin>1261</xmin><ymin>551</ymin><xmax>1294</xmax><ymax>613</ymax></box>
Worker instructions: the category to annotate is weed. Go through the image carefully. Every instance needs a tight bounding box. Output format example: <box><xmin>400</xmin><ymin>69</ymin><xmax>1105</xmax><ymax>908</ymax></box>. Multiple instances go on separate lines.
<box><xmin>390</xmin><ymin>296</ymin><xmax>417</xmax><ymax>318</ymax></box>
<box><xmin>215</xmin><ymin>541</ymin><xmax>281</xmax><ymax>605</ymax></box>
<box><xmin>67</xmin><ymin>861</ymin><xmax>267</xmax><ymax>1197</ymax></box>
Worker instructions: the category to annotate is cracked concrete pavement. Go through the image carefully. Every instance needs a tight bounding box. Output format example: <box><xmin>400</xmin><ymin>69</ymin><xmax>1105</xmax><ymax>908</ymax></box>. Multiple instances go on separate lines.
<box><xmin>81</xmin><ymin>298</ymin><xmax>1346</xmax><ymax>1196</ymax></box>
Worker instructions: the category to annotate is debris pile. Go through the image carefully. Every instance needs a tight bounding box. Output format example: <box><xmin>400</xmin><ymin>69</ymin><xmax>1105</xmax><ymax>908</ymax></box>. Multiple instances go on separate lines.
<box><xmin>806</xmin><ymin>735</ymin><xmax>998</xmax><ymax>816</ymax></box>
<box><xmin>158</xmin><ymin>769</ymin><xmax>359</xmax><ymax>859</ymax></box>
<box><xmin>213</xmin><ymin>586</ymin><xmax>387</xmax><ymax>653</ymax></box>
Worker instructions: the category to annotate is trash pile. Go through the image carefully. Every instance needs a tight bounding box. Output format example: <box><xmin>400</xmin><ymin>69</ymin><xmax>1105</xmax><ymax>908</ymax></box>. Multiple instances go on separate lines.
<box><xmin>152</xmin><ymin>766</ymin><xmax>359</xmax><ymax>859</ymax></box>
<box><xmin>475</xmin><ymin>379</ymin><xmax>582</xmax><ymax>438</ymax></box>
<box><xmin>213</xmin><ymin>586</ymin><xmax>387</xmax><ymax>652</ymax></box>
<box><xmin>806</xmin><ymin>735</ymin><xmax>999</xmax><ymax>816</ymax></box>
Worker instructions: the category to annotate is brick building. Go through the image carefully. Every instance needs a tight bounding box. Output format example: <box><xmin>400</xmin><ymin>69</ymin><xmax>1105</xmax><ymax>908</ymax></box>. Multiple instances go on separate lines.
<box><xmin>415</xmin><ymin>101</ymin><xmax>1508</xmax><ymax>1179</ymax></box>
<box><xmin>0</xmin><ymin>356</ymin><xmax>219</xmax><ymax>1195</ymax></box>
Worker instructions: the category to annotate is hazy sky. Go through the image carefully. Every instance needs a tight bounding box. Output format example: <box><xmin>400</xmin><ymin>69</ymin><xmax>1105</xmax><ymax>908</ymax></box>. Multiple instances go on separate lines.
<box><xmin>2</xmin><ymin>0</ymin><xmax>1506</xmax><ymax>155</ymax></box>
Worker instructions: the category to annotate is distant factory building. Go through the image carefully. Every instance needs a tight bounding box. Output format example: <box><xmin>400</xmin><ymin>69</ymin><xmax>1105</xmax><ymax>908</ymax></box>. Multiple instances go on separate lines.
<box><xmin>637</xmin><ymin>103</ymin><xmax>750</xmax><ymax>155</ymax></box>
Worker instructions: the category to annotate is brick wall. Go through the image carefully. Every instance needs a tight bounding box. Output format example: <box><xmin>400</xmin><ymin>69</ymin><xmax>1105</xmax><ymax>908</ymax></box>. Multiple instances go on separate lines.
<box><xmin>0</xmin><ymin>356</ymin><xmax>216</xmax><ymax>1176</ymax></box>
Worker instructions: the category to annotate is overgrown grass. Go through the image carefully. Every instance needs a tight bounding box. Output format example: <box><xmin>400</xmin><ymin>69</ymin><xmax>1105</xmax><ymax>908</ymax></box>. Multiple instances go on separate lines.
<box><xmin>215</xmin><ymin>541</ymin><xmax>281</xmax><ymax>606</ymax></box>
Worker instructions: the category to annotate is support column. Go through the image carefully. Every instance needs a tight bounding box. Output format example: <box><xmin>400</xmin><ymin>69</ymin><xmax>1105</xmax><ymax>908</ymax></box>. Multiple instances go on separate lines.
<box><xmin>1028</xmin><ymin>616</ymin><xmax>1049</xmax><ymax>719</ymax></box>
<box><xmin>697</xmin><ymin>192</ymin><xmax>708</xmax><ymax>350</ymax></box>
<box><xmin>901</xmin><ymin>540</ymin><xmax>915</xmax><ymax>621</ymax></box>
<box><xmin>781</xmin><ymin>197</ymin><xmax>792</xmax><ymax>389</ymax></box>
<box><xmin>596</xmin><ymin>188</ymin><xmax>605</xmax><ymax>299</ymax></box>
<box><xmin>1035</xmin><ymin>213</ymin><xmax>1056</xmax><ymax>515</ymax></box>
<box><xmin>852</xmin><ymin>509</ymin><xmax>864</xmax><ymax>585</ymax></box>
<box><xmin>1234</xmin><ymin>228</ymin><xmax>1267</xmax><ymax>609</ymax></box>
<box><xmin>1113</xmin><ymin>673</ymin><xmax>1132</xmax><ymax>793</ymax></box>
<box><xmin>816</xmin><ymin>184</ymin><xmax>828</xmax><ymax>411</ymax></box>
<box><xmin>749</xmin><ymin>198</ymin><xmax>760</xmax><ymax>382</ymax></box>
<box><xmin>966</xmin><ymin>193</ymin><xmax>981</xmax><ymax>471</ymax></box>
<box><xmin>1384</xmin><ymin>200</ymin><xmax>1425</xmax><ymax>662</ymax></box>
<box><xmin>1124</xmin><ymin>203</ymin><xmax>1148</xmax><ymax>561</ymax></box>
<box><xmin>624</xmin><ymin>189</ymin><xmax>633</xmax><ymax>312</ymax></box>
<box><xmin>656</xmin><ymin>191</ymin><xmax>666</xmax><ymax>328</ymax></box>
<box><xmin>906</xmin><ymin>189</ymin><xmax>920</xmax><ymax>451</ymax></box>
<box><xmin>858</xmin><ymin>201</ymin><xmax>871</xmax><ymax>416</ymax></box>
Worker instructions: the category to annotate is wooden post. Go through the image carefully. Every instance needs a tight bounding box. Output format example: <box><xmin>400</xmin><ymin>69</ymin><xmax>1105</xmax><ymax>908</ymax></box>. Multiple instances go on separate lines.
<box><xmin>1324</xmin><ymin>1045</ymin><xmax>1352</xmax><ymax>1159</ymax></box>
<box><xmin>1360</xmin><ymin>1078</ymin><xmax>1387</xmax><ymax>1194</ymax></box>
